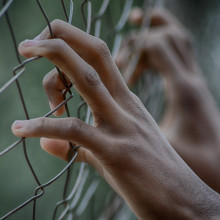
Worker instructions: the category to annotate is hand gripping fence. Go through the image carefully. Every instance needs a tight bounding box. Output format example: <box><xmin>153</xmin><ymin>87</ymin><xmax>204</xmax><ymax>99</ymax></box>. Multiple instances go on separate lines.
<box><xmin>0</xmin><ymin>0</ymin><xmax>163</xmax><ymax>219</ymax></box>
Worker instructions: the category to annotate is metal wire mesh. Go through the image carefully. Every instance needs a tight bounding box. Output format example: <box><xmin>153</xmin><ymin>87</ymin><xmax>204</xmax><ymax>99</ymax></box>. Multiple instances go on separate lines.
<box><xmin>0</xmin><ymin>0</ymin><xmax>162</xmax><ymax>219</ymax></box>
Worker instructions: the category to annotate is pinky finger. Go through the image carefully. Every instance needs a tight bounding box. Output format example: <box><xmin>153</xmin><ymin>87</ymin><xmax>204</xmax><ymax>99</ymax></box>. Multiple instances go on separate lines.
<box><xmin>40</xmin><ymin>138</ymin><xmax>70</xmax><ymax>161</ymax></box>
<box><xmin>40</xmin><ymin>137</ymin><xmax>104</xmax><ymax>175</ymax></box>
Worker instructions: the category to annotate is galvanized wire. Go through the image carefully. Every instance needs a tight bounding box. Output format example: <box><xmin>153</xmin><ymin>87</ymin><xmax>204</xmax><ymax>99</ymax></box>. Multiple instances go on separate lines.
<box><xmin>0</xmin><ymin>0</ymin><xmax>161</xmax><ymax>219</ymax></box>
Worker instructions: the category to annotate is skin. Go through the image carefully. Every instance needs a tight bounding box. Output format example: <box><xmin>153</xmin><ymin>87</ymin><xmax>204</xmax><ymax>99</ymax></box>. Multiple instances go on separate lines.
<box><xmin>116</xmin><ymin>8</ymin><xmax>220</xmax><ymax>194</ymax></box>
<box><xmin>11</xmin><ymin>13</ymin><xmax>220</xmax><ymax>220</ymax></box>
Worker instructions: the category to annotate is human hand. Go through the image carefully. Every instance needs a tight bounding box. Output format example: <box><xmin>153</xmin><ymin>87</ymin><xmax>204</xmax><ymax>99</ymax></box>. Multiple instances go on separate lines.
<box><xmin>117</xmin><ymin>8</ymin><xmax>220</xmax><ymax>193</ymax></box>
<box><xmin>11</xmin><ymin>19</ymin><xmax>220</xmax><ymax>219</ymax></box>
<box><xmin>116</xmin><ymin>7</ymin><xmax>197</xmax><ymax>85</ymax></box>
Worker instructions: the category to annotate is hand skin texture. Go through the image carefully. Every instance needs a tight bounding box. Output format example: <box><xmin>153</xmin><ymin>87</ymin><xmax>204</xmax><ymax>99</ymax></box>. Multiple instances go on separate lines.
<box><xmin>117</xmin><ymin>8</ymin><xmax>220</xmax><ymax>194</ymax></box>
<box><xmin>11</xmin><ymin>17</ymin><xmax>220</xmax><ymax>219</ymax></box>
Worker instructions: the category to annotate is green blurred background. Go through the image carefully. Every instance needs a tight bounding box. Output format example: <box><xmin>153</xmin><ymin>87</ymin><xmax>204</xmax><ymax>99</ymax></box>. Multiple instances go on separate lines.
<box><xmin>1</xmin><ymin>0</ymin><xmax>220</xmax><ymax>219</ymax></box>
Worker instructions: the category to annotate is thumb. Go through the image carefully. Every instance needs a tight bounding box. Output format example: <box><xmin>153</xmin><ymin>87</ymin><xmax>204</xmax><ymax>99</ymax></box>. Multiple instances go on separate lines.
<box><xmin>40</xmin><ymin>137</ymin><xmax>103</xmax><ymax>174</ymax></box>
<box><xmin>11</xmin><ymin>117</ymin><xmax>100</xmax><ymax>152</ymax></box>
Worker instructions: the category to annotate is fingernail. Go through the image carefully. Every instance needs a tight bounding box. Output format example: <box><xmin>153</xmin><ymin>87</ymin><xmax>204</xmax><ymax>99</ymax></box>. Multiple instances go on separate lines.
<box><xmin>22</xmin><ymin>39</ymin><xmax>39</xmax><ymax>47</ymax></box>
<box><xmin>12</xmin><ymin>120</ymin><xmax>27</xmax><ymax>129</ymax></box>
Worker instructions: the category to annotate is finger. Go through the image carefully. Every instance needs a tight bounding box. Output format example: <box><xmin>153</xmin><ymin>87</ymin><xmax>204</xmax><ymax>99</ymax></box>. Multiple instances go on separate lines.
<box><xmin>33</xmin><ymin>20</ymin><xmax>129</xmax><ymax>99</ymax></box>
<box><xmin>117</xmin><ymin>33</ymin><xmax>149</xmax><ymax>86</ymax></box>
<box><xmin>40</xmin><ymin>138</ymin><xmax>70</xmax><ymax>161</ymax></box>
<box><xmin>137</xmin><ymin>29</ymin><xmax>183</xmax><ymax>76</ymax></box>
<box><xmin>115</xmin><ymin>45</ymin><xmax>131</xmax><ymax>70</ymax></box>
<box><xmin>40</xmin><ymin>138</ymin><xmax>103</xmax><ymax>169</ymax></box>
<box><xmin>18</xmin><ymin>39</ymin><xmax>120</xmax><ymax>120</ymax></box>
<box><xmin>129</xmin><ymin>7</ymin><xmax>144</xmax><ymax>26</ymax></box>
<box><xmin>129</xmin><ymin>7</ymin><xmax>180</xmax><ymax>27</ymax></box>
<box><xmin>150</xmin><ymin>9</ymin><xmax>180</xmax><ymax>26</ymax></box>
<box><xmin>115</xmin><ymin>31</ymin><xmax>141</xmax><ymax>80</ymax></box>
<box><xmin>12</xmin><ymin>117</ymin><xmax>106</xmax><ymax>154</ymax></box>
<box><xmin>166</xmin><ymin>29</ymin><xmax>196</xmax><ymax>71</ymax></box>
<box><xmin>41</xmin><ymin>138</ymin><xmax>88</xmax><ymax>162</ymax></box>
<box><xmin>43</xmin><ymin>68</ymin><xmax>70</xmax><ymax>116</ymax></box>
<box><xmin>118</xmin><ymin>30</ymin><xmax>178</xmax><ymax>86</ymax></box>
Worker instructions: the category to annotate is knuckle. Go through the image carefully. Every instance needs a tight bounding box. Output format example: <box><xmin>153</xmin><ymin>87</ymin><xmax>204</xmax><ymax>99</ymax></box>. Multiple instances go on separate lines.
<box><xmin>50</xmin><ymin>19</ymin><xmax>66</xmax><ymax>39</ymax></box>
<box><xmin>36</xmin><ymin>117</ymin><xmax>46</xmax><ymax>133</ymax></box>
<box><xmin>42</xmin><ymin>39</ymin><xmax>66</xmax><ymax>58</ymax></box>
<box><xmin>51</xmin><ymin>19</ymin><xmax>63</xmax><ymax>29</ymax></box>
<box><xmin>84</xmin><ymin>66</ymin><xmax>101</xmax><ymax>87</ymax></box>
<box><xmin>67</xmin><ymin>118</ymin><xmax>83</xmax><ymax>139</ymax></box>
<box><xmin>95</xmin><ymin>38</ymin><xmax>111</xmax><ymax>59</ymax></box>
<box><xmin>52</xmin><ymin>38</ymin><xmax>66</xmax><ymax>51</ymax></box>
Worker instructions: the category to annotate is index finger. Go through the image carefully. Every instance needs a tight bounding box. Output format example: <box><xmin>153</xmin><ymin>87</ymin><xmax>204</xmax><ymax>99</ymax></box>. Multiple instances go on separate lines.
<box><xmin>34</xmin><ymin>20</ymin><xmax>130</xmax><ymax>99</ymax></box>
<box><xmin>18</xmin><ymin>38</ymin><xmax>123</xmax><ymax>123</ymax></box>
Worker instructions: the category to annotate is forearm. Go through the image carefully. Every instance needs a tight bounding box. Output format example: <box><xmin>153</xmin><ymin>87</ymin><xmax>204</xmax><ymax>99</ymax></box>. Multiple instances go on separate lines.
<box><xmin>110</xmin><ymin>137</ymin><xmax>220</xmax><ymax>220</ymax></box>
<box><xmin>163</xmin><ymin>68</ymin><xmax>220</xmax><ymax>140</ymax></box>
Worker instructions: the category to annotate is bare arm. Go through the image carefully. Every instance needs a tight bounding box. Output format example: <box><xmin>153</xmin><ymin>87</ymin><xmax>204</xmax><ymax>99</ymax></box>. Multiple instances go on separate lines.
<box><xmin>11</xmin><ymin>19</ymin><xmax>220</xmax><ymax>219</ymax></box>
<box><xmin>117</xmin><ymin>8</ymin><xmax>220</xmax><ymax>193</ymax></box>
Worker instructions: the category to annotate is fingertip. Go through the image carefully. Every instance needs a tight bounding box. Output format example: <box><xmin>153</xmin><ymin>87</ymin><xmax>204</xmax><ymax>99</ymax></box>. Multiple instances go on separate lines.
<box><xmin>18</xmin><ymin>42</ymin><xmax>26</xmax><ymax>57</ymax></box>
<box><xmin>40</xmin><ymin>137</ymin><xmax>53</xmax><ymax>154</ymax></box>
<box><xmin>129</xmin><ymin>7</ymin><xmax>144</xmax><ymax>26</ymax></box>
<box><xmin>40</xmin><ymin>137</ymin><xmax>48</xmax><ymax>151</ymax></box>
<box><xmin>18</xmin><ymin>39</ymin><xmax>40</xmax><ymax>57</ymax></box>
<box><xmin>11</xmin><ymin>120</ymin><xmax>27</xmax><ymax>137</ymax></box>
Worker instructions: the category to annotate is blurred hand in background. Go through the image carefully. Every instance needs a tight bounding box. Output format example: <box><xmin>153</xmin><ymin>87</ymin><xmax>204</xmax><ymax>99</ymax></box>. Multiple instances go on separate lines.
<box><xmin>116</xmin><ymin>8</ymin><xmax>220</xmax><ymax>193</ymax></box>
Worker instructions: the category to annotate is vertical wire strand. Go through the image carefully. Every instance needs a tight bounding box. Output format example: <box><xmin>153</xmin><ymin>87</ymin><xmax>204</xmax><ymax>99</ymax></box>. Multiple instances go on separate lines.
<box><xmin>33</xmin><ymin>1</ymin><xmax>76</xmax><ymax>219</ymax></box>
<box><xmin>3</xmin><ymin>1</ymin><xmax>41</xmax><ymax>188</ymax></box>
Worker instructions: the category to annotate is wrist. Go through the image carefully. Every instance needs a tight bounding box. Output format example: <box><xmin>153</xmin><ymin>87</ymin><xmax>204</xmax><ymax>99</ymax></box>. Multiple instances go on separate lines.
<box><xmin>113</xmin><ymin>141</ymin><xmax>220</xmax><ymax>220</ymax></box>
<box><xmin>146</xmin><ymin>159</ymin><xmax>220</xmax><ymax>220</ymax></box>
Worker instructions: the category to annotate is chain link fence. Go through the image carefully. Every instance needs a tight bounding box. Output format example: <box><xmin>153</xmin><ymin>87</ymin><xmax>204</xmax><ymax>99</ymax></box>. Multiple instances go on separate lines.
<box><xmin>0</xmin><ymin>0</ymin><xmax>163</xmax><ymax>219</ymax></box>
